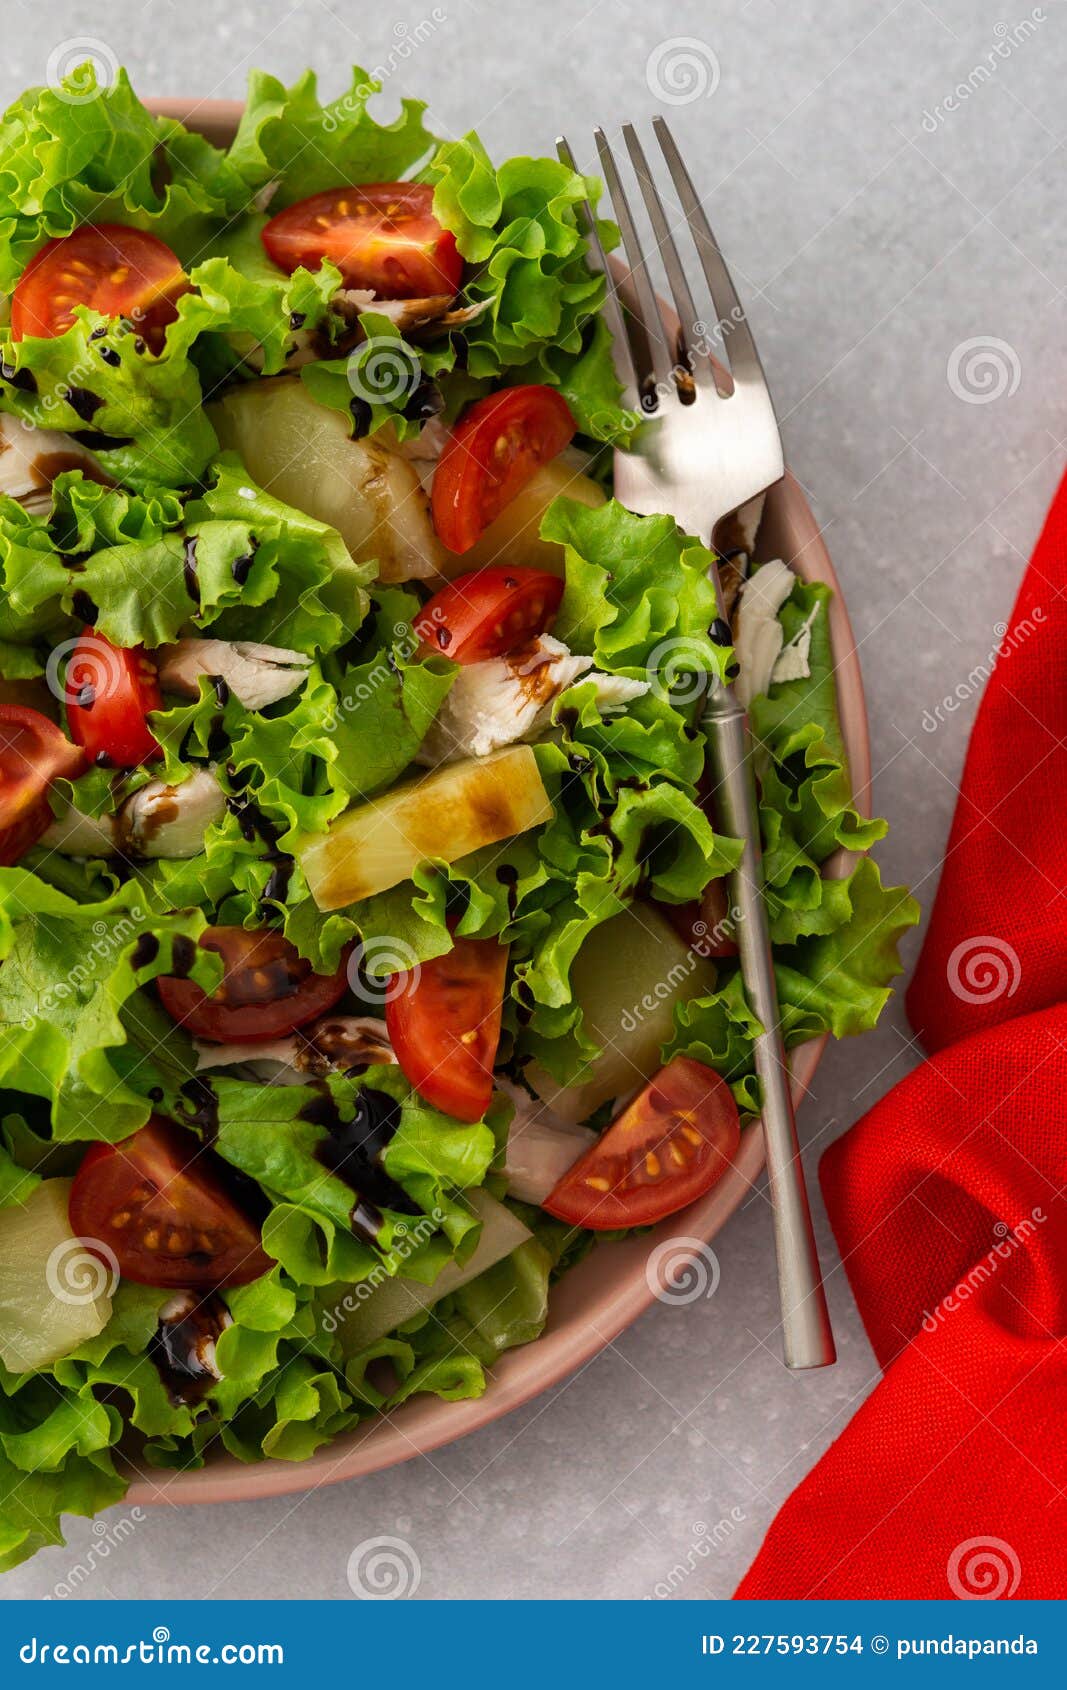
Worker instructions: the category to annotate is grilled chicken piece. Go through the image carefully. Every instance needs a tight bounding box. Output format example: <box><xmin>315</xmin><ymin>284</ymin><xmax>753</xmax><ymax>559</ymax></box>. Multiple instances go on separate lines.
<box><xmin>0</xmin><ymin>412</ymin><xmax>108</xmax><ymax>512</ymax></box>
<box><xmin>417</xmin><ymin>635</ymin><xmax>649</xmax><ymax>766</ymax></box>
<box><xmin>495</xmin><ymin>1078</ymin><xmax>596</xmax><ymax>1205</ymax></box>
<box><xmin>154</xmin><ymin>640</ymin><xmax>312</xmax><ymax>710</ymax></box>
<box><xmin>119</xmin><ymin>769</ymin><xmax>227</xmax><ymax>858</ymax></box>
<box><xmin>44</xmin><ymin>769</ymin><xmax>228</xmax><ymax>861</ymax></box>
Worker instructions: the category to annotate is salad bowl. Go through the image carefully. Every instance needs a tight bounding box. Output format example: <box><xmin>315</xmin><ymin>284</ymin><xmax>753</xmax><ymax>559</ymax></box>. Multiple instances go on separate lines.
<box><xmin>109</xmin><ymin>97</ymin><xmax>874</xmax><ymax>1508</ymax></box>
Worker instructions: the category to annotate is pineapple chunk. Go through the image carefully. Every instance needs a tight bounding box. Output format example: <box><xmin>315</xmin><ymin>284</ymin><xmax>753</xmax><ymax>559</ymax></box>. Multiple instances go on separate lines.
<box><xmin>436</xmin><ymin>457</ymin><xmax>605</xmax><ymax>578</ymax></box>
<box><xmin>0</xmin><ymin>1180</ymin><xmax>115</xmax><ymax>1374</ymax></box>
<box><xmin>298</xmin><ymin>745</ymin><xmax>553</xmax><ymax>910</ymax></box>
<box><xmin>209</xmin><ymin>377</ymin><xmax>446</xmax><ymax>582</ymax></box>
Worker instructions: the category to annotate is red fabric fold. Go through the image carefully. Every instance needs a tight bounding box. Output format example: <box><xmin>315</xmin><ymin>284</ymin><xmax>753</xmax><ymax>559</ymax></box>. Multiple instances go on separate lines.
<box><xmin>735</xmin><ymin>470</ymin><xmax>1067</xmax><ymax>1601</ymax></box>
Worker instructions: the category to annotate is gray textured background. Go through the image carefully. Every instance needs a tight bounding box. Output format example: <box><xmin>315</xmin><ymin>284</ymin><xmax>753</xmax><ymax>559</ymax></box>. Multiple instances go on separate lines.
<box><xmin>4</xmin><ymin>0</ymin><xmax>1065</xmax><ymax>1602</ymax></box>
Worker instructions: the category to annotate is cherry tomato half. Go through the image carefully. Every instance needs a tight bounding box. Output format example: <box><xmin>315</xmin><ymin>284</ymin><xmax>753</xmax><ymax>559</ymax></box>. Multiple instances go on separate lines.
<box><xmin>431</xmin><ymin>386</ymin><xmax>576</xmax><ymax>555</ymax></box>
<box><xmin>157</xmin><ymin>926</ymin><xmax>350</xmax><ymax>1044</ymax></box>
<box><xmin>542</xmin><ymin>1056</ymin><xmax>740</xmax><ymax>1229</ymax></box>
<box><xmin>69</xmin><ymin>1116</ymin><xmax>272</xmax><ymax>1289</ymax></box>
<box><xmin>63</xmin><ymin>630</ymin><xmax>163</xmax><ymax>768</ymax></box>
<box><xmin>10</xmin><ymin>224</ymin><xmax>188</xmax><ymax>350</ymax></box>
<box><xmin>261</xmin><ymin>183</ymin><xmax>462</xmax><ymax>299</ymax></box>
<box><xmin>661</xmin><ymin>877</ymin><xmax>738</xmax><ymax>960</ymax></box>
<box><xmin>385</xmin><ymin>936</ymin><xmax>507</xmax><ymax>1122</ymax></box>
<box><xmin>0</xmin><ymin>705</ymin><xmax>85</xmax><ymax>866</ymax></box>
<box><xmin>413</xmin><ymin>566</ymin><xmax>565</xmax><ymax>663</ymax></box>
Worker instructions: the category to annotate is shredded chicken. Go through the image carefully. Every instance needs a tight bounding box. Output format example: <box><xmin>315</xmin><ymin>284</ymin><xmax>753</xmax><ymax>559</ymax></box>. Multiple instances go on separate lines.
<box><xmin>154</xmin><ymin>639</ymin><xmax>312</xmax><ymax>710</ymax></box>
<box><xmin>417</xmin><ymin>634</ymin><xmax>649</xmax><ymax>766</ymax></box>
<box><xmin>0</xmin><ymin>412</ymin><xmax>107</xmax><ymax>509</ymax></box>
<box><xmin>731</xmin><ymin>559</ymin><xmax>817</xmax><ymax>706</ymax></box>
<box><xmin>495</xmin><ymin>1077</ymin><xmax>596</xmax><ymax>1205</ymax></box>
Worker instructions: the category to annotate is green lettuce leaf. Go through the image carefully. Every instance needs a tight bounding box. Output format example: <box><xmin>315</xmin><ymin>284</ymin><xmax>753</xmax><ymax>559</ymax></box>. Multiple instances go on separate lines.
<box><xmin>0</xmin><ymin>456</ymin><xmax>372</xmax><ymax>663</ymax></box>
<box><xmin>0</xmin><ymin>870</ymin><xmax>217</xmax><ymax>1142</ymax></box>
<box><xmin>226</xmin><ymin>68</ymin><xmax>438</xmax><ymax>205</ymax></box>
<box><xmin>0</xmin><ymin>65</ymin><xmax>245</xmax><ymax>292</ymax></box>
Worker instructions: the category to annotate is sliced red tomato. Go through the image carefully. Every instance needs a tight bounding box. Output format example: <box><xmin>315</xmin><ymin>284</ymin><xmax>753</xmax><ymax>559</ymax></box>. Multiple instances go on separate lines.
<box><xmin>385</xmin><ymin>936</ymin><xmax>507</xmax><ymax>1122</ymax></box>
<box><xmin>431</xmin><ymin>386</ymin><xmax>576</xmax><ymax>554</ymax></box>
<box><xmin>64</xmin><ymin>630</ymin><xmax>162</xmax><ymax>768</ymax></box>
<box><xmin>661</xmin><ymin>877</ymin><xmax>738</xmax><ymax>960</ymax></box>
<box><xmin>157</xmin><ymin>926</ymin><xmax>350</xmax><ymax>1044</ymax></box>
<box><xmin>69</xmin><ymin>1117</ymin><xmax>271</xmax><ymax>1289</ymax></box>
<box><xmin>543</xmin><ymin>1055</ymin><xmax>740</xmax><ymax>1229</ymax></box>
<box><xmin>261</xmin><ymin>183</ymin><xmax>461</xmax><ymax>299</ymax></box>
<box><xmin>414</xmin><ymin>566</ymin><xmax>565</xmax><ymax>663</ymax></box>
<box><xmin>10</xmin><ymin>224</ymin><xmax>188</xmax><ymax>350</ymax></box>
<box><xmin>0</xmin><ymin>705</ymin><xmax>85</xmax><ymax>865</ymax></box>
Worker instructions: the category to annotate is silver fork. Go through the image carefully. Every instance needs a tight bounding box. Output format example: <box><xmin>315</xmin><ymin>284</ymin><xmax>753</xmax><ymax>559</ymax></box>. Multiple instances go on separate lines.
<box><xmin>560</xmin><ymin>118</ymin><xmax>835</xmax><ymax>1370</ymax></box>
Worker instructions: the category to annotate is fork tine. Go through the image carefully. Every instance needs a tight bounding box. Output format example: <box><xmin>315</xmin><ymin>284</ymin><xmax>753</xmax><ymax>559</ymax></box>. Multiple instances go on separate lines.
<box><xmin>652</xmin><ymin>115</ymin><xmax>767</xmax><ymax>391</ymax></box>
<box><xmin>593</xmin><ymin>126</ymin><xmax>675</xmax><ymax>396</ymax></box>
<box><xmin>621</xmin><ymin>124</ymin><xmax>713</xmax><ymax>397</ymax></box>
<box><xmin>556</xmin><ymin>134</ymin><xmax>638</xmax><ymax>405</ymax></box>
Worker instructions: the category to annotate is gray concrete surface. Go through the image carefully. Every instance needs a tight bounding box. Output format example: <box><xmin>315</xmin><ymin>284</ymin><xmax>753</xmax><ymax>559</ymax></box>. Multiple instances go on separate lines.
<box><xmin>4</xmin><ymin>0</ymin><xmax>1065</xmax><ymax>1601</ymax></box>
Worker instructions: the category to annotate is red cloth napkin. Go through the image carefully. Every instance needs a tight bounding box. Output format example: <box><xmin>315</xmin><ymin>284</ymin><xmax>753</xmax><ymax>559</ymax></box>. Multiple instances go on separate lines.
<box><xmin>735</xmin><ymin>470</ymin><xmax>1067</xmax><ymax>1601</ymax></box>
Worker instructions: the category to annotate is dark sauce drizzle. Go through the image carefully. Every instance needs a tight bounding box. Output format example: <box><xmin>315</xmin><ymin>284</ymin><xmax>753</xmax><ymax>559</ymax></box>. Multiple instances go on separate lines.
<box><xmin>149</xmin><ymin>1292</ymin><xmax>229</xmax><ymax>1408</ymax></box>
<box><xmin>307</xmin><ymin>1085</ymin><xmax>421</xmax><ymax>1245</ymax></box>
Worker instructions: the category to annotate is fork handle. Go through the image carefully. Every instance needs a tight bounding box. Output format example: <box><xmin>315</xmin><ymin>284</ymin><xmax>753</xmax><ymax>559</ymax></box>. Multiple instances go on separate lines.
<box><xmin>703</xmin><ymin>684</ymin><xmax>836</xmax><ymax>1370</ymax></box>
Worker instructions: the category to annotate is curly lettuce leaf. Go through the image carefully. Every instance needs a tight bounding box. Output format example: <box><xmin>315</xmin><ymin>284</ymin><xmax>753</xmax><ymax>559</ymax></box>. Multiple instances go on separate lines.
<box><xmin>426</xmin><ymin>135</ymin><xmax>627</xmax><ymax>442</ymax></box>
<box><xmin>226</xmin><ymin>68</ymin><xmax>438</xmax><ymax>206</ymax></box>
<box><xmin>0</xmin><ymin>457</ymin><xmax>371</xmax><ymax>663</ymax></box>
<box><xmin>0</xmin><ymin>870</ymin><xmax>218</xmax><ymax>1142</ymax></box>
<box><xmin>549</xmin><ymin>495</ymin><xmax>729</xmax><ymax>681</ymax></box>
<box><xmin>0</xmin><ymin>65</ymin><xmax>245</xmax><ymax>293</ymax></box>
